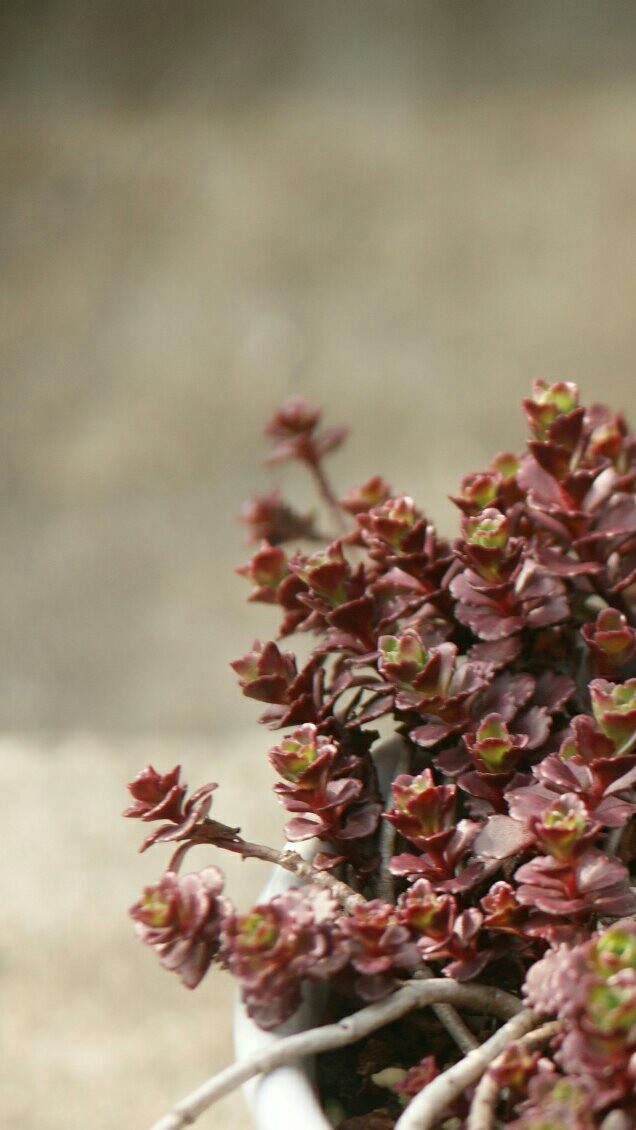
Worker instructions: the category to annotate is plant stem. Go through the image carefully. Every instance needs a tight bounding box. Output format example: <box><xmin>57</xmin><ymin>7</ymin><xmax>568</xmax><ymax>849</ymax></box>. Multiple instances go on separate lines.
<box><xmin>191</xmin><ymin>823</ymin><xmax>480</xmax><ymax>1056</ymax></box>
<box><xmin>465</xmin><ymin>1020</ymin><xmax>560</xmax><ymax>1130</ymax></box>
<box><xmin>192</xmin><ymin>822</ymin><xmax>366</xmax><ymax>914</ymax></box>
<box><xmin>432</xmin><ymin>1002</ymin><xmax>479</xmax><ymax>1053</ymax></box>
<box><xmin>395</xmin><ymin>1008</ymin><xmax>538</xmax><ymax>1130</ymax></box>
<box><xmin>308</xmin><ymin>459</ymin><xmax>348</xmax><ymax>532</ymax></box>
<box><xmin>148</xmin><ymin>980</ymin><xmax>523</xmax><ymax>1130</ymax></box>
<box><xmin>376</xmin><ymin>741</ymin><xmax>409</xmax><ymax>904</ymax></box>
<box><xmin>413</xmin><ymin>967</ymin><xmax>479</xmax><ymax>1054</ymax></box>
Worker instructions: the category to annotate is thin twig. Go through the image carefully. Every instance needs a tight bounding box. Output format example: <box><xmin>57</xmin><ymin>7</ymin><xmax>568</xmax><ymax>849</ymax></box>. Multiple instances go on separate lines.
<box><xmin>465</xmin><ymin>1020</ymin><xmax>560</xmax><ymax>1130</ymax></box>
<box><xmin>431</xmin><ymin>1002</ymin><xmax>479</xmax><ymax>1055</ymax></box>
<box><xmin>413</xmin><ymin>967</ymin><xmax>479</xmax><ymax>1054</ymax></box>
<box><xmin>395</xmin><ymin>1008</ymin><xmax>537</xmax><ymax>1130</ymax></box>
<box><xmin>192</xmin><ymin>823</ymin><xmax>366</xmax><ymax>913</ymax></box>
<box><xmin>308</xmin><ymin>460</ymin><xmax>348</xmax><ymax>532</ymax></box>
<box><xmin>148</xmin><ymin>980</ymin><xmax>523</xmax><ymax>1130</ymax></box>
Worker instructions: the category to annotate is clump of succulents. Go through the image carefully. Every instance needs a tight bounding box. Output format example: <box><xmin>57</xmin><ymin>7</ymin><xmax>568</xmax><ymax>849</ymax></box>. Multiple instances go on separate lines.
<box><xmin>126</xmin><ymin>384</ymin><xmax>636</xmax><ymax>1129</ymax></box>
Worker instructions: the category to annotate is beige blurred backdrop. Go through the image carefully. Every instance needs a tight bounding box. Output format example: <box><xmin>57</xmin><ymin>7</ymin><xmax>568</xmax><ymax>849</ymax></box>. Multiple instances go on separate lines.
<box><xmin>2</xmin><ymin>3</ymin><xmax>636</xmax><ymax>1128</ymax></box>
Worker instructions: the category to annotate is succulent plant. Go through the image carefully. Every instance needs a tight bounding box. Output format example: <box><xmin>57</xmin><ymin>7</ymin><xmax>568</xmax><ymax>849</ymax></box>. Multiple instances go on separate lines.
<box><xmin>126</xmin><ymin>384</ymin><xmax>636</xmax><ymax>1127</ymax></box>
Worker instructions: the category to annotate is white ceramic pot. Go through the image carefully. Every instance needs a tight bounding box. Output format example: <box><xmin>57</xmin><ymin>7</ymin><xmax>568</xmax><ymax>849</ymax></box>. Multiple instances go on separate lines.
<box><xmin>233</xmin><ymin>741</ymin><xmax>403</xmax><ymax>1129</ymax></box>
<box><xmin>233</xmin><ymin>837</ymin><xmax>331</xmax><ymax>1130</ymax></box>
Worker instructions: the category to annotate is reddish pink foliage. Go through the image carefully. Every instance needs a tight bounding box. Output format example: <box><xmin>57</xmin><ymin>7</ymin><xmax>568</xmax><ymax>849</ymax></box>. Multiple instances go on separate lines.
<box><xmin>127</xmin><ymin>383</ymin><xmax>636</xmax><ymax>1126</ymax></box>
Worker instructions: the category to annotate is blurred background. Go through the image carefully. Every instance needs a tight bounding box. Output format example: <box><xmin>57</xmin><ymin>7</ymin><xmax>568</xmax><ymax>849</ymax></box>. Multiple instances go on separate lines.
<box><xmin>2</xmin><ymin>2</ymin><xmax>636</xmax><ymax>1127</ymax></box>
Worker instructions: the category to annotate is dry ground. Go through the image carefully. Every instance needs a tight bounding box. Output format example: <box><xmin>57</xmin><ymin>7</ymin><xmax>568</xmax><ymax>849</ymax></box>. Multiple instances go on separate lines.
<box><xmin>1</xmin><ymin>731</ymin><xmax>283</xmax><ymax>1130</ymax></box>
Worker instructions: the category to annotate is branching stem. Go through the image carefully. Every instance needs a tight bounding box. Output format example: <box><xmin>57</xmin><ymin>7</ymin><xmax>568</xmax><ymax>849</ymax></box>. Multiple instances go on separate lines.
<box><xmin>413</xmin><ymin>967</ymin><xmax>479</xmax><ymax>1054</ymax></box>
<box><xmin>465</xmin><ymin>1020</ymin><xmax>560</xmax><ymax>1130</ymax></box>
<box><xmin>148</xmin><ymin>980</ymin><xmax>522</xmax><ymax>1130</ymax></box>
<box><xmin>395</xmin><ymin>1008</ymin><xmax>538</xmax><ymax>1130</ymax></box>
<box><xmin>192</xmin><ymin>822</ymin><xmax>365</xmax><ymax>913</ymax></box>
<box><xmin>307</xmin><ymin>459</ymin><xmax>348</xmax><ymax>532</ymax></box>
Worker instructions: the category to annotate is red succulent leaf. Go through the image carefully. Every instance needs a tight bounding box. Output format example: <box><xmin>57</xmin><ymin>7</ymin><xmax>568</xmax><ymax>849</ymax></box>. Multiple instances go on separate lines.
<box><xmin>139</xmin><ymin>782</ymin><xmax>218</xmax><ymax>852</ymax></box>
<box><xmin>481</xmin><ymin>881</ymin><xmax>527</xmax><ymax>934</ymax></box>
<box><xmin>522</xmin><ymin>380</ymin><xmax>580</xmax><ymax>443</ymax></box>
<box><xmin>124</xmin><ymin>764</ymin><xmax>186</xmax><ymax>824</ymax></box>
<box><xmin>531</xmin><ymin>671</ymin><xmax>576</xmax><ymax>714</ymax></box>
<box><xmin>529</xmin><ymin>793</ymin><xmax>601</xmax><ymax>861</ymax></box>
<box><xmin>396</xmin><ymin>879</ymin><xmax>456</xmax><ymax>952</ymax></box>
<box><xmin>383</xmin><ymin>769</ymin><xmax>456</xmax><ymax>851</ymax></box>
<box><xmin>263</xmin><ymin>397</ymin><xmax>347</xmax><ymax>466</ymax></box>
<box><xmin>290</xmin><ymin>541</ymin><xmax>351</xmax><ymax>604</ymax></box>
<box><xmin>537</xmin><ymin>547</ymin><xmax>604</xmax><ymax>576</ymax></box>
<box><xmin>389</xmin><ymin>819</ymin><xmax>481</xmax><ymax>889</ymax></box>
<box><xmin>236</xmin><ymin>540</ymin><xmax>289</xmax><ymax>603</ymax></box>
<box><xmin>582</xmin><ymin>608</ymin><xmax>636</xmax><ymax>675</ymax></box>
<box><xmin>264</xmin><ymin>397</ymin><xmax>321</xmax><ymax>439</ymax></box>
<box><xmin>468</xmin><ymin>635</ymin><xmax>522</xmax><ymax>667</ymax></box>
<box><xmin>358</xmin><ymin>496</ymin><xmax>423</xmax><ymax>552</ymax></box>
<box><xmin>129</xmin><ymin>867</ymin><xmax>231</xmax><ymax>989</ymax></box>
<box><xmin>594</xmin><ymin>493</ymin><xmax>636</xmax><ymax>536</ymax></box>
<box><xmin>339</xmin><ymin>900</ymin><xmax>420</xmax><ymax>1001</ymax></box>
<box><xmin>392</xmin><ymin>1056</ymin><xmax>438</xmax><ymax>1100</ymax></box>
<box><xmin>463</xmin><ymin>713</ymin><xmax>528</xmax><ymax>775</ymax></box>
<box><xmin>410</xmin><ymin>719</ymin><xmax>459</xmax><ymax>747</ymax></box>
<box><xmin>269</xmin><ymin>723</ymin><xmax>380</xmax><ymax>850</ymax></box>
<box><xmin>507</xmin><ymin>1073</ymin><xmax>598</xmax><ymax>1128</ymax></box>
<box><xmin>240</xmin><ymin>488</ymin><xmax>318</xmax><ymax>545</ymax></box>
<box><xmin>473</xmin><ymin>814</ymin><xmax>534</xmax><ymax>859</ymax></box>
<box><xmin>487</xmin><ymin>1041</ymin><xmax>541</xmax><ymax>1092</ymax></box>
<box><xmin>514</xmin><ymin>849</ymin><xmax>636</xmax><ymax>918</ymax></box>
<box><xmin>341</xmin><ymin>476</ymin><xmax>392</xmax><ymax>515</ymax></box>
<box><xmin>269</xmin><ymin>724</ymin><xmax>338</xmax><ymax>787</ymax></box>
<box><xmin>231</xmin><ymin>639</ymin><xmax>297</xmax><ymax>705</ymax></box>
<box><xmin>450</xmin><ymin>470</ymin><xmax>502</xmax><ymax>517</ymax></box>
<box><xmin>224</xmin><ymin>886</ymin><xmax>349</xmax><ymax>1029</ymax></box>
<box><xmin>589</xmin><ymin>679</ymin><xmax>636</xmax><ymax>756</ymax></box>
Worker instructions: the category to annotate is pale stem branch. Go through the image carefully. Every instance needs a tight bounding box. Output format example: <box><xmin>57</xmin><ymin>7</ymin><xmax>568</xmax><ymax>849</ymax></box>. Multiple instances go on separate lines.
<box><xmin>431</xmin><ymin>1001</ymin><xmax>479</xmax><ymax>1055</ymax></box>
<box><xmin>395</xmin><ymin>1008</ymin><xmax>538</xmax><ymax>1130</ymax></box>
<box><xmin>195</xmin><ymin>825</ymin><xmax>365</xmax><ymax>914</ymax></box>
<box><xmin>148</xmin><ymin>980</ymin><xmax>523</xmax><ymax>1130</ymax></box>
<box><xmin>465</xmin><ymin>1021</ymin><xmax>560</xmax><ymax>1130</ymax></box>
<box><xmin>414</xmin><ymin>968</ymin><xmax>479</xmax><ymax>1055</ymax></box>
<box><xmin>464</xmin><ymin>1060</ymin><xmax>499</xmax><ymax>1130</ymax></box>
